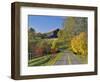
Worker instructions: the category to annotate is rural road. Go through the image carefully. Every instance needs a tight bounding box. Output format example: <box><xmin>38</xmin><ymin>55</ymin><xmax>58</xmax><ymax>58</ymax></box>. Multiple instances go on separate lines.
<box><xmin>55</xmin><ymin>51</ymin><xmax>82</xmax><ymax>65</ymax></box>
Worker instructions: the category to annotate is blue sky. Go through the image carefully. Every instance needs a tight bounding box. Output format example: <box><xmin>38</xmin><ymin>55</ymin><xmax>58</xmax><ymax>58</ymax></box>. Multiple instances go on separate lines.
<box><xmin>28</xmin><ymin>15</ymin><xmax>66</xmax><ymax>33</ymax></box>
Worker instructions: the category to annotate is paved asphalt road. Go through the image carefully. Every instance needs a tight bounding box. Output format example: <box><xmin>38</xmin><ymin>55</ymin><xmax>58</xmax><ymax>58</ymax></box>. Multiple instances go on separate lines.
<box><xmin>55</xmin><ymin>51</ymin><xmax>82</xmax><ymax>65</ymax></box>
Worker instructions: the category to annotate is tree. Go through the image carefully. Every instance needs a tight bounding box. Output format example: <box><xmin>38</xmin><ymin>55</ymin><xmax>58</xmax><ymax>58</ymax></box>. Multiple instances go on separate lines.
<box><xmin>57</xmin><ymin>17</ymin><xmax>87</xmax><ymax>50</ymax></box>
<box><xmin>29</xmin><ymin>27</ymin><xmax>35</xmax><ymax>32</ymax></box>
<box><xmin>63</xmin><ymin>17</ymin><xmax>75</xmax><ymax>41</ymax></box>
<box><xmin>28</xmin><ymin>28</ymin><xmax>36</xmax><ymax>52</ymax></box>
<box><xmin>71</xmin><ymin>32</ymin><xmax>87</xmax><ymax>56</ymax></box>
<box><xmin>57</xmin><ymin>30</ymin><xmax>64</xmax><ymax>41</ymax></box>
<box><xmin>58</xmin><ymin>17</ymin><xmax>87</xmax><ymax>40</ymax></box>
<box><xmin>50</xmin><ymin>39</ymin><xmax>61</xmax><ymax>57</ymax></box>
<box><xmin>72</xmin><ymin>17</ymin><xmax>87</xmax><ymax>35</ymax></box>
<box><xmin>57</xmin><ymin>17</ymin><xmax>76</xmax><ymax>49</ymax></box>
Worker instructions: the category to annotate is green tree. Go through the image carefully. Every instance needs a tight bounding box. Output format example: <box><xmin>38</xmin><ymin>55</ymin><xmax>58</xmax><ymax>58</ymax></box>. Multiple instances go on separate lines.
<box><xmin>72</xmin><ymin>17</ymin><xmax>87</xmax><ymax>35</ymax></box>
<box><xmin>57</xmin><ymin>17</ymin><xmax>76</xmax><ymax>49</ymax></box>
<box><xmin>29</xmin><ymin>27</ymin><xmax>35</xmax><ymax>32</ymax></box>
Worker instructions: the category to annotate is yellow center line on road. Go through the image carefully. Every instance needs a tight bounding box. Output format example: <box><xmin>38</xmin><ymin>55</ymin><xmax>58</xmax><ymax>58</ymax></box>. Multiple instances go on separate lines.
<box><xmin>67</xmin><ymin>55</ymin><xmax>72</xmax><ymax>64</ymax></box>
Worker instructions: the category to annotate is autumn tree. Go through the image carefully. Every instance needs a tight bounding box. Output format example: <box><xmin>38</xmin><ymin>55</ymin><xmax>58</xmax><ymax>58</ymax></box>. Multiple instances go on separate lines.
<box><xmin>71</xmin><ymin>32</ymin><xmax>87</xmax><ymax>56</ymax></box>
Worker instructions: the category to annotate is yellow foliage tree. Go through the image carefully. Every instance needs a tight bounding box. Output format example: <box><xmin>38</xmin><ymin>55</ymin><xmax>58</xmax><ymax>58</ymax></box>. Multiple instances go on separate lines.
<box><xmin>51</xmin><ymin>40</ymin><xmax>58</xmax><ymax>51</ymax></box>
<box><xmin>71</xmin><ymin>32</ymin><xmax>87</xmax><ymax>56</ymax></box>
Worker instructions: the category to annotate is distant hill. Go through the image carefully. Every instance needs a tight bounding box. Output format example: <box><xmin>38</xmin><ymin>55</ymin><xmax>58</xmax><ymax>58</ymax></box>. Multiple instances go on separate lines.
<box><xmin>44</xmin><ymin>28</ymin><xmax>60</xmax><ymax>38</ymax></box>
<box><xmin>28</xmin><ymin>27</ymin><xmax>60</xmax><ymax>39</ymax></box>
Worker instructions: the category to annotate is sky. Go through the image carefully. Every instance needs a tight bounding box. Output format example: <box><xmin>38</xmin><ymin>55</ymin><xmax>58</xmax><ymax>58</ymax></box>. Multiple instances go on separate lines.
<box><xmin>28</xmin><ymin>15</ymin><xmax>66</xmax><ymax>33</ymax></box>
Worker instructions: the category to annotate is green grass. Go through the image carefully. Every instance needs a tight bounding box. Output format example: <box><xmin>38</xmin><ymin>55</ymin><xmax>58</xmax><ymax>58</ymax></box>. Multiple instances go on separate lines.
<box><xmin>74</xmin><ymin>54</ymin><xmax>88</xmax><ymax>64</ymax></box>
<box><xmin>28</xmin><ymin>56</ymin><xmax>49</xmax><ymax>64</ymax></box>
<box><xmin>28</xmin><ymin>55</ymin><xmax>51</xmax><ymax>66</ymax></box>
<box><xmin>43</xmin><ymin>52</ymin><xmax>63</xmax><ymax>65</ymax></box>
<box><xmin>68</xmin><ymin>49</ymin><xmax>88</xmax><ymax>64</ymax></box>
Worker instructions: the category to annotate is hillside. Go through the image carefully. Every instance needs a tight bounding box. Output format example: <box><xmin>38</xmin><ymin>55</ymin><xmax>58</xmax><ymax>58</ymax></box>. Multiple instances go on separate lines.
<box><xmin>43</xmin><ymin>28</ymin><xmax>60</xmax><ymax>38</ymax></box>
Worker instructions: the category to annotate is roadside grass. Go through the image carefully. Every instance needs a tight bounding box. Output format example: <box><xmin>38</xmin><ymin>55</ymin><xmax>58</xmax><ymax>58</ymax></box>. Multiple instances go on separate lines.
<box><xmin>28</xmin><ymin>55</ymin><xmax>51</xmax><ymax>66</ymax></box>
<box><xmin>43</xmin><ymin>52</ymin><xmax>63</xmax><ymax>66</ymax></box>
<box><xmin>64</xmin><ymin>49</ymin><xmax>88</xmax><ymax>64</ymax></box>
<box><xmin>28</xmin><ymin>56</ymin><xmax>49</xmax><ymax>64</ymax></box>
<box><xmin>67</xmin><ymin>49</ymin><xmax>88</xmax><ymax>64</ymax></box>
<box><xmin>74</xmin><ymin>54</ymin><xmax>88</xmax><ymax>64</ymax></box>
